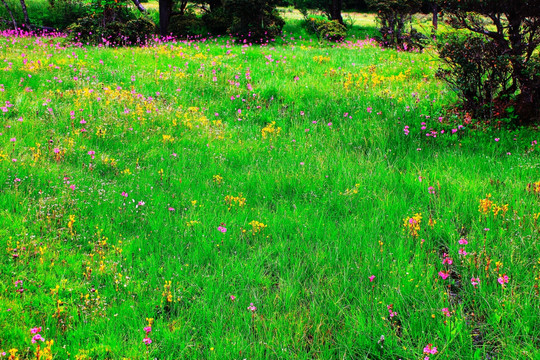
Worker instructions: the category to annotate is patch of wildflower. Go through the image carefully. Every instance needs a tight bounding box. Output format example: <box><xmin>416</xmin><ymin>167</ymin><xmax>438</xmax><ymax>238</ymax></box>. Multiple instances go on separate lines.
<box><xmin>403</xmin><ymin>213</ymin><xmax>422</xmax><ymax>237</ymax></box>
<box><xmin>224</xmin><ymin>194</ymin><xmax>246</xmax><ymax>210</ymax></box>
<box><xmin>212</xmin><ymin>174</ymin><xmax>223</xmax><ymax>185</ymax></box>
<box><xmin>526</xmin><ymin>181</ymin><xmax>540</xmax><ymax>195</ymax></box>
<box><xmin>247</xmin><ymin>220</ymin><xmax>267</xmax><ymax>235</ymax></box>
<box><xmin>261</xmin><ymin>121</ymin><xmax>281</xmax><ymax>140</ymax></box>
<box><xmin>341</xmin><ymin>183</ymin><xmax>360</xmax><ymax>196</ymax></box>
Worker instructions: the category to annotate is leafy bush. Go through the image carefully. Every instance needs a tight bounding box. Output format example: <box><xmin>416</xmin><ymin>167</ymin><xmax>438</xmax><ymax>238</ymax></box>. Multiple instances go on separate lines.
<box><xmin>201</xmin><ymin>7</ymin><xmax>230</xmax><ymax>35</ymax></box>
<box><xmin>225</xmin><ymin>0</ymin><xmax>285</xmax><ymax>42</ymax></box>
<box><xmin>169</xmin><ymin>12</ymin><xmax>206</xmax><ymax>38</ymax></box>
<box><xmin>68</xmin><ymin>16</ymin><xmax>156</xmax><ymax>45</ymax></box>
<box><xmin>0</xmin><ymin>0</ymin><xmax>86</xmax><ymax>30</ymax></box>
<box><xmin>437</xmin><ymin>32</ymin><xmax>513</xmax><ymax>121</ymax></box>
<box><xmin>367</xmin><ymin>0</ymin><xmax>425</xmax><ymax>50</ymax></box>
<box><xmin>303</xmin><ymin>15</ymin><xmax>347</xmax><ymax>42</ymax></box>
<box><xmin>438</xmin><ymin>0</ymin><xmax>540</xmax><ymax>124</ymax></box>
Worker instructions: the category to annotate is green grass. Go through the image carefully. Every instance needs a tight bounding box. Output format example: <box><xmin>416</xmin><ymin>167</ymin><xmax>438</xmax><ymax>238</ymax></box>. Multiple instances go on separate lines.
<box><xmin>0</xmin><ymin>27</ymin><xmax>539</xmax><ymax>360</ymax></box>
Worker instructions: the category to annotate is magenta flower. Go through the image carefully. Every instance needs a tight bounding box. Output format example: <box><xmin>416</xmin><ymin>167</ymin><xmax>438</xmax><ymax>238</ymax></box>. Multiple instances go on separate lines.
<box><xmin>88</xmin><ymin>150</ymin><xmax>95</xmax><ymax>159</ymax></box>
<box><xmin>438</xmin><ymin>271</ymin><xmax>450</xmax><ymax>280</ymax></box>
<box><xmin>230</xmin><ymin>295</ymin><xmax>236</xmax><ymax>301</ymax></box>
<box><xmin>31</xmin><ymin>334</ymin><xmax>44</xmax><ymax>344</ymax></box>
<box><xmin>442</xmin><ymin>308</ymin><xmax>451</xmax><ymax>317</ymax></box>
<box><xmin>247</xmin><ymin>303</ymin><xmax>257</xmax><ymax>312</ymax></box>
<box><xmin>369</xmin><ymin>275</ymin><xmax>375</xmax><ymax>282</ymax></box>
<box><xmin>143</xmin><ymin>337</ymin><xmax>152</xmax><ymax>345</ymax></box>
<box><xmin>458</xmin><ymin>248</ymin><xmax>467</xmax><ymax>256</ymax></box>
<box><xmin>428</xmin><ymin>186</ymin><xmax>435</xmax><ymax>194</ymax></box>
<box><xmin>144</xmin><ymin>326</ymin><xmax>152</xmax><ymax>334</ymax></box>
<box><xmin>30</xmin><ymin>327</ymin><xmax>41</xmax><ymax>334</ymax></box>
<box><xmin>10</xmin><ymin>137</ymin><xmax>16</xmax><ymax>142</ymax></box>
<box><xmin>442</xmin><ymin>256</ymin><xmax>452</xmax><ymax>265</ymax></box>
<box><xmin>458</xmin><ymin>238</ymin><xmax>468</xmax><ymax>245</ymax></box>
<box><xmin>387</xmin><ymin>304</ymin><xmax>397</xmax><ymax>318</ymax></box>
<box><xmin>121</xmin><ymin>191</ymin><xmax>128</xmax><ymax>197</ymax></box>
<box><xmin>498</xmin><ymin>274</ymin><xmax>509</xmax><ymax>286</ymax></box>
<box><xmin>217</xmin><ymin>226</ymin><xmax>227</xmax><ymax>233</ymax></box>
<box><xmin>471</xmin><ymin>277</ymin><xmax>480</xmax><ymax>288</ymax></box>
<box><xmin>54</xmin><ymin>148</ymin><xmax>60</xmax><ymax>154</ymax></box>
<box><xmin>423</xmin><ymin>344</ymin><xmax>438</xmax><ymax>355</ymax></box>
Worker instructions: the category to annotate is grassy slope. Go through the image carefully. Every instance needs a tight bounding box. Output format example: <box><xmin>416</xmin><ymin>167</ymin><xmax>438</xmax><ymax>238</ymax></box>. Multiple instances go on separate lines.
<box><xmin>0</xmin><ymin>29</ymin><xmax>539</xmax><ymax>360</ymax></box>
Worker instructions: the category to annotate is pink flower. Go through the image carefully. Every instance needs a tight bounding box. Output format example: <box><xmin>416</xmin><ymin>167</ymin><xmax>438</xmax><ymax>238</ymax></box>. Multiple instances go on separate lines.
<box><xmin>168</xmin><ymin>207</ymin><xmax>175</xmax><ymax>211</ymax></box>
<box><xmin>70</xmin><ymin>184</ymin><xmax>76</xmax><ymax>190</ymax></box>
<box><xmin>438</xmin><ymin>271</ymin><xmax>450</xmax><ymax>280</ymax></box>
<box><xmin>88</xmin><ymin>150</ymin><xmax>95</xmax><ymax>159</ymax></box>
<box><xmin>369</xmin><ymin>275</ymin><xmax>375</xmax><ymax>282</ymax></box>
<box><xmin>217</xmin><ymin>226</ymin><xmax>227</xmax><ymax>233</ymax></box>
<box><xmin>230</xmin><ymin>295</ymin><xmax>236</xmax><ymax>301</ymax></box>
<box><xmin>495</xmin><ymin>138</ymin><xmax>500</xmax><ymax>142</ymax></box>
<box><xmin>458</xmin><ymin>248</ymin><xmax>467</xmax><ymax>256</ymax></box>
<box><xmin>423</xmin><ymin>344</ymin><xmax>438</xmax><ymax>355</ymax></box>
<box><xmin>471</xmin><ymin>277</ymin><xmax>480</xmax><ymax>288</ymax></box>
<box><xmin>247</xmin><ymin>303</ymin><xmax>257</xmax><ymax>312</ymax></box>
<box><xmin>143</xmin><ymin>337</ymin><xmax>152</xmax><ymax>345</ymax></box>
<box><xmin>54</xmin><ymin>148</ymin><xmax>60</xmax><ymax>154</ymax></box>
<box><xmin>121</xmin><ymin>191</ymin><xmax>128</xmax><ymax>197</ymax></box>
<box><xmin>498</xmin><ymin>274</ymin><xmax>509</xmax><ymax>285</ymax></box>
<box><xmin>137</xmin><ymin>201</ymin><xmax>145</xmax><ymax>207</ymax></box>
<box><xmin>367</xmin><ymin>107</ymin><xmax>372</xmax><ymax>113</ymax></box>
<box><xmin>144</xmin><ymin>326</ymin><xmax>152</xmax><ymax>334</ymax></box>
<box><xmin>442</xmin><ymin>308</ymin><xmax>451</xmax><ymax>317</ymax></box>
<box><xmin>458</xmin><ymin>238</ymin><xmax>468</xmax><ymax>245</ymax></box>
<box><xmin>387</xmin><ymin>304</ymin><xmax>397</xmax><ymax>318</ymax></box>
<box><xmin>428</xmin><ymin>186</ymin><xmax>435</xmax><ymax>194</ymax></box>
<box><xmin>10</xmin><ymin>137</ymin><xmax>16</xmax><ymax>142</ymax></box>
<box><xmin>30</xmin><ymin>327</ymin><xmax>42</xmax><ymax>334</ymax></box>
<box><xmin>31</xmin><ymin>334</ymin><xmax>44</xmax><ymax>343</ymax></box>
<box><xmin>442</xmin><ymin>256</ymin><xmax>452</xmax><ymax>265</ymax></box>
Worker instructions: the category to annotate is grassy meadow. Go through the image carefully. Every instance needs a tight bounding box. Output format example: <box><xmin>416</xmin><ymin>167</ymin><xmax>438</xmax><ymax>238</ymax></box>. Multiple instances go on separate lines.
<box><xmin>0</xmin><ymin>24</ymin><xmax>539</xmax><ymax>360</ymax></box>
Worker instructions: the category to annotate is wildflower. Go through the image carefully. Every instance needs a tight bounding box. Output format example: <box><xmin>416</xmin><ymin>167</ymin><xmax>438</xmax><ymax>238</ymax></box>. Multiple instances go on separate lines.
<box><xmin>495</xmin><ymin>138</ymin><xmax>500</xmax><ymax>142</ymax></box>
<box><xmin>471</xmin><ymin>277</ymin><xmax>480</xmax><ymax>288</ymax></box>
<box><xmin>369</xmin><ymin>275</ymin><xmax>375</xmax><ymax>282</ymax></box>
<box><xmin>144</xmin><ymin>326</ymin><xmax>152</xmax><ymax>334</ymax></box>
<box><xmin>387</xmin><ymin>304</ymin><xmax>397</xmax><ymax>318</ymax></box>
<box><xmin>30</xmin><ymin>327</ymin><xmax>41</xmax><ymax>334</ymax></box>
<box><xmin>247</xmin><ymin>303</ymin><xmax>257</xmax><ymax>312</ymax></box>
<box><xmin>10</xmin><ymin>137</ymin><xmax>16</xmax><ymax>142</ymax></box>
<box><xmin>230</xmin><ymin>295</ymin><xmax>236</xmax><ymax>301</ymax></box>
<box><xmin>53</xmin><ymin>148</ymin><xmax>59</xmax><ymax>154</ymax></box>
<box><xmin>458</xmin><ymin>248</ymin><xmax>467</xmax><ymax>256</ymax></box>
<box><xmin>168</xmin><ymin>207</ymin><xmax>175</xmax><ymax>211</ymax></box>
<box><xmin>458</xmin><ymin>238</ymin><xmax>468</xmax><ymax>245</ymax></box>
<box><xmin>498</xmin><ymin>274</ymin><xmax>509</xmax><ymax>286</ymax></box>
<box><xmin>143</xmin><ymin>337</ymin><xmax>152</xmax><ymax>345</ymax></box>
<box><xmin>138</xmin><ymin>201</ymin><xmax>145</xmax><ymax>206</ymax></box>
<box><xmin>442</xmin><ymin>256</ymin><xmax>452</xmax><ymax>265</ymax></box>
<box><xmin>442</xmin><ymin>308</ymin><xmax>451</xmax><ymax>317</ymax></box>
<box><xmin>121</xmin><ymin>191</ymin><xmax>128</xmax><ymax>197</ymax></box>
<box><xmin>88</xmin><ymin>150</ymin><xmax>95</xmax><ymax>159</ymax></box>
<box><xmin>428</xmin><ymin>186</ymin><xmax>435</xmax><ymax>194</ymax></box>
<box><xmin>438</xmin><ymin>271</ymin><xmax>450</xmax><ymax>280</ymax></box>
<box><xmin>217</xmin><ymin>225</ymin><xmax>227</xmax><ymax>233</ymax></box>
<box><xmin>31</xmin><ymin>334</ymin><xmax>44</xmax><ymax>344</ymax></box>
<box><xmin>423</xmin><ymin>343</ymin><xmax>438</xmax><ymax>355</ymax></box>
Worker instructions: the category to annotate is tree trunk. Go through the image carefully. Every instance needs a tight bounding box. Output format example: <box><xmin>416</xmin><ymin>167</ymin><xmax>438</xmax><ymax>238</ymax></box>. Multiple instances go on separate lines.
<box><xmin>159</xmin><ymin>0</ymin><xmax>173</xmax><ymax>36</ymax></box>
<box><xmin>330</xmin><ymin>0</ymin><xmax>343</xmax><ymax>25</ymax></box>
<box><xmin>432</xmin><ymin>3</ymin><xmax>438</xmax><ymax>30</ymax></box>
<box><xmin>19</xmin><ymin>0</ymin><xmax>30</xmax><ymax>28</ymax></box>
<box><xmin>1</xmin><ymin>0</ymin><xmax>17</xmax><ymax>30</ymax></box>
<box><xmin>131</xmin><ymin>0</ymin><xmax>146</xmax><ymax>13</ymax></box>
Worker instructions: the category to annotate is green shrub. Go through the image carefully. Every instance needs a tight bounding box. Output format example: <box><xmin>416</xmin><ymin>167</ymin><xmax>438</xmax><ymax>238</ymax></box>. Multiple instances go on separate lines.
<box><xmin>168</xmin><ymin>12</ymin><xmax>206</xmax><ymax>38</ymax></box>
<box><xmin>67</xmin><ymin>15</ymin><xmax>156</xmax><ymax>45</ymax></box>
<box><xmin>302</xmin><ymin>15</ymin><xmax>347</xmax><ymax>42</ymax></box>
<box><xmin>201</xmin><ymin>7</ymin><xmax>230</xmax><ymax>35</ymax></box>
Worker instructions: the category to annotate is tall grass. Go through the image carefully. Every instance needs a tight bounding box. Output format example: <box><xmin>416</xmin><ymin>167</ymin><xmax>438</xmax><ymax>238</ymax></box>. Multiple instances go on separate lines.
<box><xmin>0</xmin><ymin>29</ymin><xmax>539</xmax><ymax>360</ymax></box>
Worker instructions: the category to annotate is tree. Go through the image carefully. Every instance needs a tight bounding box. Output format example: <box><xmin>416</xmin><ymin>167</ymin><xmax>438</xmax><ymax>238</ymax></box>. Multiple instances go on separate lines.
<box><xmin>292</xmin><ymin>0</ymin><xmax>344</xmax><ymax>24</ymax></box>
<box><xmin>438</xmin><ymin>0</ymin><xmax>540</xmax><ymax>123</ymax></box>
<box><xmin>367</xmin><ymin>0</ymin><xmax>423</xmax><ymax>49</ymax></box>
